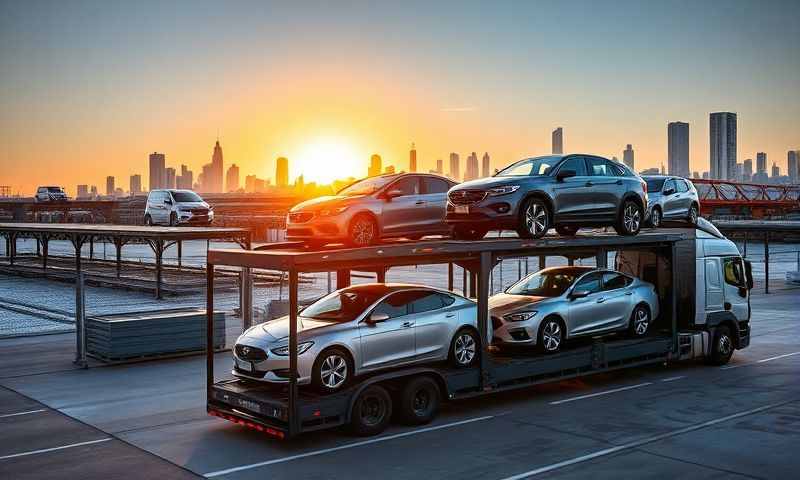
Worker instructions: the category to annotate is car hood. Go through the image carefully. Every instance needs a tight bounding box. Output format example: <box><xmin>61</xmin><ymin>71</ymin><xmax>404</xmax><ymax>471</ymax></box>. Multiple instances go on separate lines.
<box><xmin>290</xmin><ymin>195</ymin><xmax>362</xmax><ymax>212</ymax></box>
<box><xmin>256</xmin><ymin>315</ymin><xmax>338</xmax><ymax>341</ymax></box>
<box><xmin>452</xmin><ymin>176</ymin><xmax>545</xmax><ymax>191</ymax></box>
<box><xmin>488</xmin><ymin>293</ymin><xmax>553</xmax><ymax>316</ymax></box>
<box><xmin>177</xmin><ymin>201</ymin><xmax>209</xmax><ymax>209</ymax></box>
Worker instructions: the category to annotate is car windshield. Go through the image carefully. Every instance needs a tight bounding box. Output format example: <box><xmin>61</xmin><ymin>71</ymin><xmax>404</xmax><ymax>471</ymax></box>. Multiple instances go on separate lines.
<box><xmin>506</xmin><ymin>270</ymin><xmax>582</xmax><ymax>297</ymax></box>
<box><xmin>337</xmin><ymin>176</ymin><xmax>395</xmax><ymax>196</ymax></box>
<box><xmin>300</xmin><ymin>287</ymin><xmax>387</xmax><ymax>323</ymax></box>
<box><xmin>645</xmin><ymin>178</ymin><xmax>666</xmax><ymax>192</ymax></box>
<box><xmin>47</xmin><ymin>187</ymin><xmax>64</xmax><ymax>193</ymax></box>
<box><xmin>171</xmin><ymin>191</ymin><xmax>203</xmax><ymax>202</ymax></box>
<box><xmin>495</xmin><ymin>156</ymin><xmax>560</xmax><ymax>177</ymax></box>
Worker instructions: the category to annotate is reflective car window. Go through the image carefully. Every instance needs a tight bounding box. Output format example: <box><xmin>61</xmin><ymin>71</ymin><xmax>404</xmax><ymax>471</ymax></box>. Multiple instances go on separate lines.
<box><xmin>676</xmin><ymin>179</ymin><xmax>689</xmax><ymax>193</ymax></box>
<box><xmin>372</xmin><ymin>291</ymin><xmax>420</xmax><ymax>318</ymax></box>
<box><xmin>410</xmin><ymin>291</ymin><xmax>444</xmax><ymax>314</ymax></box>
<box><xmin>602</xmin><ymin>272</ymin><xmax>627</xmax><ymax>291</ymax></box>
<box><xmin>388</xmin><ymin>177</ymin><xmax>419</xmax><ymax>197</ymax></box>
<box><xmin>573</xmin><ymin>272</ymin><xmax>602</xmax><ymax>294</ymax></box>
<box><xmin>438</xmin><ymin>294</ymin><xmax>456</xmax><ymax>307</ymax></box>
<box><xmin>586</xmin><ymin>157</ymin><xmax>610</xmax><ymax>177</ymax></box>
<box><xmin>607</xmin><ymin>161</ymin><xmax>627</xmax><ymax>177</ymax></box>
<box><xmin>422</xmin><ymin>177</ymin><xmax>451</xmax><ymax>194</ymax></box>
<box><xmin>557</xmin><ymin>157</ymin><xmax>588</xmax><ymax>176</ymax></box>
<box><xmin>664</xmin><ymin>179</ymin><xmax>676</xmax><ymax>192</ymax></box>
<box><xmin>496</xmin><ymin>156</ymin><xmax>559</xmax><ymax>176</ymax></box>
<box><xmin>646</xmin><ymin>178</ymin><xmax>666</xmax><ymax>191</ymax></box>
<box><xmin>507</xmin><ymin>270</ymin><xmax>580</xmax><ymax>297</ymax></box>
<box><xmin>302</xmin><ymin>288</ymin><xmax>387</xmax><ymax>323</ymax></box>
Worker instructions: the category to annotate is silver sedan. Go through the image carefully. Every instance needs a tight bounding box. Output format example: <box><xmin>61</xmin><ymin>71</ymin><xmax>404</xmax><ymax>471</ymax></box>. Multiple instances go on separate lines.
<box><xmin>489</xmin><ymin>266</ymin><xmax>659</xmax><ymax>353</ymax></box>
<box><xmin>233</xmin><ymin>284</ymin><xmax>480</xmax><ymax>392</ymax></box>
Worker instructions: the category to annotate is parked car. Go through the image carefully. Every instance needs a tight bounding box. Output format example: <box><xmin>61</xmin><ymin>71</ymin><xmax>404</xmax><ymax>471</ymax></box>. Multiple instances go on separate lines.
<box><xmin>144</xmin><ymin>189</ymin><xmax>213</xmax><ymax>226</ymax></box>
<box><xmin>489</xmin><ymin>266</ymin><xmax>659</xmax><ymax>353</ymax></box>
<box><xmin>286</xmin><ymin>173</ymin><xmax>456</xmax><ymax>247</ymax></box>
<box><xmin>232</xmin><ymin>283</ymin><xmax>481</xmax><ymax>392</ymax></box>
<box><xmin>34</xmin><ymin>186</ymin><xmax>69</xmax><ymax>202</ymax></box>
<box><xmin>445</xmin><ymin>154</ymin><xmax>648</xmax><ymax>239</ymax></box>
<box><xmin>643</xmin><ymin>176</ymin><xmax>700</xmax><ymax>227</ymax></box>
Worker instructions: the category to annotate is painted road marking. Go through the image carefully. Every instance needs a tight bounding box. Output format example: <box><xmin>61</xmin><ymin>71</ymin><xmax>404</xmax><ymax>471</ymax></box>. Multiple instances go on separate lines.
<box><xmin>498</xmin><ymin>399</ymin><xmax>794</xmax><ymax>480</ymax></box>
<box><xmin>659</xmin><ymin>376</ymin><xmax>686</xmax><ymax>383</ymax></box>
<box><xmin>204</xmin><ymin>415</ymin><xmax>496</xmax><ymax>477</ymax></box>
<box><xmin>0</xmin><ymin>438</ymin><xmax>112</xmax><ymax>461</ymax></box>
<box><xmin>757</xmin><ymin>351</ymin><xmax>800</xmax><ymax>363</ymax></box>
<box><xmin>549</xmin><ymin>382</ymin><xmax>653</xmax><ymax>405</ymax></box>
<box><xmin>722</xmin><ymin>350</ymin><xmax>800</xmax><ymax>370</ymax></box>
<box><xmin>0</xmin><ymin>409</ymin><xmax>46</xmax><ymax>419</ymax></box>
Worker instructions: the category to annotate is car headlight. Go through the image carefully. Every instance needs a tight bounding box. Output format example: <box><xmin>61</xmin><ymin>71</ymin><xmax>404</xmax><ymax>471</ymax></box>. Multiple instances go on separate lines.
<box><xmin>488</xmin><ymin>185</ymin><xmax>520</xmax><ymax>196</ymax></box>
<box><xmin>503</xmin><ymin>311</ymin><xmax>537</xmax><ymax>322</ymax></box>
<box><xmin>270</xmin><ymin>341</ymin><xmax>314</xmax><ymax>356</ymax></box>
<box><xmin>319</xmin><ymin>205</ymin><xmax>349</xmax><ymax>216</ymax></box>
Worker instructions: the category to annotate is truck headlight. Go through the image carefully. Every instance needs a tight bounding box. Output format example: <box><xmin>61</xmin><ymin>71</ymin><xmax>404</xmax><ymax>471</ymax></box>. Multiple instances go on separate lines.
<box><xmin>488</xmin><ymin>185</ymin><xmax>520</xmax><ymax>196</ymax></box>
<box><xmin>503</xmin><ymin>311</ymin><xmax>537</xmax><ymax>322</ymax></box>
<box><xmin>270</xmin><ymin>341</ymin><xmax>314</xmax><ymax>356</ymax></box>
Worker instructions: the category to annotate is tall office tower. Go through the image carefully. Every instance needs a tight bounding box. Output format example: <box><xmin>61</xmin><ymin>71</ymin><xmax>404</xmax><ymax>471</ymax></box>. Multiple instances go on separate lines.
<box><xmin>226</xmin><ymin>164</ymin><xmax>240</xmax><ymax>192</ymax></box>
<box><xmin>702</xmin><ymin>172</ymin><xmax>709</xmax><ymax>179</ymax></box>
<box><xmin>368</xmin><ymin>154</ymin><xmax>382</xmax><ymax>177</ymax></box>
<box><xmin>552</xmin><ymin>127</ymin><xmax>563</xmax><ymax>154</ymax></box>
<box><xmin>734</xmin><ymin>163</ymin><xmax>743</xmax><ymax>181</ymax></box>
<box><xmin>176</xmin><ymin>165</ymin><xmax>193</xmax><ymax>190</ymax></box>
<box><xmin>772</xmin><ymin>162</ymin><xmax>780</xmax><ymax>178</ymax></box>
<box><xmin>481</xmin><ymin>152</ymin><xmax>491</xmax><ymax>178</ymax></box>
<box><xmin>129</xmin><ymin>175</ymin><xmax>142</xmax><ymax>195</ymax></box>
<box><xmin>756</xmin><ymin>152</ymin><xmax>767</xmax><ymax>174</ymax></box>
<box><xmin>106</xmin><ymin>176</ymin><xmax>115</xmax><ymax>196</ymax></box>
<box><xmin>692</xmin><ymin>171</ymin><xmax>700</xmax><ymax>179</ymax></box>
<box><xmin>149</xmin><ymin>152</ymin><xmax>166</xmax><ymax>191</ymax></box>
<box><xmin>409</xmin><ymin>143</ymin><xmax>417</xmax><ymax>172</ymax></box>
<box><xmin>245</xmin><ymin>175</ymin><xmax>256</xmax><ymax>193</ymax></box>
<box><xmin>276</xmin><ymin>157</ymin><xmax>289</xmax><ymax>187</ymax></box>
<box><xmin>77</xmin><ymin>185</ymin><xmax>89</xmax><ymax>199</ymax></box>
<box><xmin>436</xmin><ymin>159</ymin><xmax>443</xmax><ymax>174</ymax></box>
<box><xmin>709</xmin><ymin>112</ymin><xmax>737</xmax><ymax>180</ymax></box>
<box><xmin>788</xmin><ymin>150</ymin><xmax>798</xmax><ymax>184</ymax></box>
<box><xmin>743</xmin><ymin>159</ymin><xmax>753</xmax><ymax>180</ymax></box>
<box><xmin>165</xmin><ymin>168</ymin><xmax>176</xmax><ymax>189</ymax></box>
<box><xmin>667</xmin><ymin>121</ymin><xmax>690</xmax><ymax>177</ymax></box>
<box><xmin>384</xmin><ymin>165</ymin><xmax>396</xmax><ymax>174</ymax></box>
<box><xmin>623</xmin><ymin>144</ymin><xmax>634</xmax><ymax>171</ymax></box>
<box><xmin>464</xmin><ymin>152</ymin><xmax>479</xmax><ymax>181</ymax></box>
<box><xmin>208</xmin><ymin>140</ymin><xmax>224</xmax><ymax>193</ymax></box>
<box><xmin>449</xmin><ymin>153</ymin><xmax>460</xmax><ymax>180</ymax></box>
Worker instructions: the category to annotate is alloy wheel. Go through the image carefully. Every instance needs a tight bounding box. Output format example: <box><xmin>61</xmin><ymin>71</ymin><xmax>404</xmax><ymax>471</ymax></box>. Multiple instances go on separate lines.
<box><xmin>413</xmin><ymin>390</ymin><xmax>431</xmax><ymax>416</ymax></box>
<box><xmin>634</xmin><ymin>308</ymin><xmax>649</xmax><ymax>335</ymax></box>
<box><xmin>689</xmin><ymin>206</ymin><xmax>698</xmax><ymax>225</ymax></box>
<box><xmin>542</xmin><ymin>321</ymin><xmax>561</xmax><ymax>351</ymax></box>
<box><xmin>623</xmin><ymin>203</ymin><xmax>641</xmax><ymax>233</ymax></box>
<box><xmin>651</xmin><ymin>209</ymin><xmax>661</xmax><ymax>227</ymax></box>
<box><xmin>454</xmin><ymin>333</ymin><xmax>476</xmax><ymax>365</ymax></box>
<box><xmin>525</xmin><ymin>202</ymin><xmax>548</xmax><ymax>237</ymax></box>
<box><xmin>351</xmin><ymin>218</ymin><xmax>375</xmax><ymax>246</ymax></box>
<box><xmin>320</xmin><ymin>354</ymin><xmax>348</xmax><ymax>389</ymax></box>
<box><xmin>718</xmin><ymin>333</ymin><xmax>733</xmax><ymax>357</ymax></box>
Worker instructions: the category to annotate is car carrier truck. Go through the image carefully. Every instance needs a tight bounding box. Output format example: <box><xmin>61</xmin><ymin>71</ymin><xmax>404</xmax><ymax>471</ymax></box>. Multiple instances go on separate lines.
<box><xmin>205</xmin><ymin>221</ymin><xmax>752</xmax><ymax>439</ymax></box>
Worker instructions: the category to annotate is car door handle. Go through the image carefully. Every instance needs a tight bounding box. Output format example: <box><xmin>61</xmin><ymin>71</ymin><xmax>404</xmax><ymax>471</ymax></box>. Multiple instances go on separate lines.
<box><xmin>445</xmin><ymin>313</ymin><xmax>456</xmax><ymax>318</ymax></box>
<box><xmin>402</xmin><ymin>321</ymin><xmax>414</xmax><ymax>327</ymax></box>
<box><xmin>585</xmin><ymin>181</ymin><xmax>594</xmax><ymax>187</ymax></box>
<box><xmin>596</xmin><ymin>297</ymin><xmax>606</xmax><ymax>303</ymax></box>
<box><xmin>625</xmin><ymin>291</ymin><xmax>633</xmax><ymax>296</ymax></box>
<box><xmin>415</xmin><ymin>201</ymin><xmax>426</xmax><ymax>205</ymax></box>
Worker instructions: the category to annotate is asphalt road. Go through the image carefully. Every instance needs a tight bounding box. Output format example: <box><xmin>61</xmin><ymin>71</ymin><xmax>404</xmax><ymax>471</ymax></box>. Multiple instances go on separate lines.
<box><xmin>1</xmin><ymin>287</ymin><xmax>798</xmax><ymax>479</ymax></box>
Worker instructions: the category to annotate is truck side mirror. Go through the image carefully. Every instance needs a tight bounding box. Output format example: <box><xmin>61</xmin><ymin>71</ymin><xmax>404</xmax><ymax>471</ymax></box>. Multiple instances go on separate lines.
<box><xmin>744</xmin><ymin>260</ymin><xmax>754</xmax><ymax>290</ymax></box>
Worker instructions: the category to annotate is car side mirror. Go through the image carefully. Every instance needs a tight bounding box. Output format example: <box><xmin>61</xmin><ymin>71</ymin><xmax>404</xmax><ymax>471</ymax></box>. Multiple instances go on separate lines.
<box><xmin>569</xmin><ymin>290</ymin><xmax>591</xmax><ymax>299</ymax></box>
<box><xmin>384</xmin><ymin>189</ymin><xmax>403</xmax><ymax>201</ymax></box>
<box><xmin>663</xmin><ymin>188</ymin><xmax>675</xmax><ymax>196</ymax></box>
<box><xmin>744</xmin><ymin>260</ymin><xmax>754</xmax><ymax>290</ymax></box>
<box><xmin>164</xmin><ymin>199</ymin><xmax>173</xmax><ymax>205</ymax></box>
<box><xmin>556</xmin><ymin>169</ymin><xmax>576</xmax><ymax>181</ymax></box>
<box><xmin>366</xmin><ymin>312</ymin><xmax>389</xmax><ymax>325</ymax></box>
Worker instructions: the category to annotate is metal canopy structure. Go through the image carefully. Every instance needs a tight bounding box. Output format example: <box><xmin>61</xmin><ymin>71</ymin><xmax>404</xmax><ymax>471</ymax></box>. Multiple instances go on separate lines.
<box><xmin>206</xmin><ymin>230</ymin><xmax>686</xmax><ymax>437</ymax></box>
<box><xmin>0</xmin><ymin>223</ymin><xmax>251</xmax><ymax>299</ymax></box>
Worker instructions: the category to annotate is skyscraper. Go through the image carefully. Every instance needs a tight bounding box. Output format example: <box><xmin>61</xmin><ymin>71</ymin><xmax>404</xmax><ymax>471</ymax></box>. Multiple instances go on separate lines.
<box><xmin>771</xmin><ymin>162</ymin><xmax>780</xmax><ymax>178</ymax></box>
<box><xmin>149</xmin><ymin>152</ymin><xmax>166</xmax><ymax>191</ymax></box>
<box><xmin>667</xmin><ymin>121</ymin><xmax>689</xmax><ymax>177</ymax></box>
<box><xmin>756</xmin><ymin>152</ymin><xmax>767</xmax><ymax>174</ymax></box>
<box><xmin>464</xmin><ymin>152</ymin><xmax>479</xmax><ymax>181</ymax></box>
<box><xmin>129</xmin><ymin>175</ymin><xmax>142</xmax><ymax>195</ymax></box>
<box><xmin>481</xmin><ymin>152</ymin><xmax>490</xmax><ymax>178</ymax></box>
<box><xmin>710</xmin><ymin>112</ymin><xmax>737</xmax><ymax>180</ymax></box>
<box><xmin>77</xmin><ymin>185</ymin><xmax>89</xmax><ymax>199</ymax></box>
<box><xmin>409</xmin><ymin>143</ymin><xmax>417</xmax><ymax>173</ymax></box>
<box><xmin>368</xmin><ymin>154</ymin><xmax>382</xmax><ymax>177</ymax></box>
<box><xmin>276</xmin><ymin>157</ymin><xmax>289</xmax><ymax>187</ymax></box>
<box><xmin>435</xmin><ymin>159</ymin><xmax>443</xmax><ymax>175</ymax></box>
<box><xmin>210</xmin><ymin>140</ymin><xmax>224</xmax><ymax>192</ymax></box>
<box><xmin>449</xmin><ymin>153</ymin><xmax>460</xmax><ymax>181</ymax></box>
<box><xmin>552</xmin><ymin>127</ymin><xmax>563</xmax><ymax>155</ymax></box>
<box><xmin>177</xmin><ymin>165</ymin><xmax>193</xmax><ymax>190</ymax></box>
<box><xmin>623</xmin><ymin>144</ymin><xmax>634</xmax><ymax>171</ymax></box>
<box><xmin>106</xmin><ymin>176</ymin><xmax>115</xmax><ymax>196</ymax></box>
<box><xmin>788</xmin><ymin>150</ymin><xmax>798</xmax><ymax>184</ymax></box>
<box><xmin>226</xmin><ymin>164</ymin><xmax>240</xmax><ymax>192</ymax></box>
<box><xmin>743</xmin><ymin>159</ymin><xmax>753</xmax><ymax>180</ymax></box>
<box><xmin>165</xmin><ymin>167</ymin><xmax>176</xmax><ymax>189</ymax></box>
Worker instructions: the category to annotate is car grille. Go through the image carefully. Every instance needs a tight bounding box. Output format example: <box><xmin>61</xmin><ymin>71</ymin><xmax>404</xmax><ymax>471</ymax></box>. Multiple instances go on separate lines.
<box><xmin>235</xmin><ymin>344</ymin><xmax>267</xmax><ymax>362</ymax></box>
<box><xmin>189</xmin><ymin>208</ymin><xmax>209</xmax><ymax>214</ymax></box>
<box><xmin>449</xmin><ymin>190</ymin><xmax>487</xmax><ymax>205</ymax></box>
<box><xmin>288</xmin><ymin>212</ymin><xmax>314</xmax><ymax>223</ymax></box>
<box><xmin>287</xmin><ymin>228</ymin><xmax>313</xmax><ymax>237</ymax></box>
<box><xmin>491</xmin><ymin>316</ymin><xmax>503</xmax><ymax>330</ymax></box>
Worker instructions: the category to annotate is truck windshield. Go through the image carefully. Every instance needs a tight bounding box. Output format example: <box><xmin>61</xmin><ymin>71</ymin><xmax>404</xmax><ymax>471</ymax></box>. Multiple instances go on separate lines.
<box><xmin>171</xmin><ymin>191</ymin><xmax>203</xmax><ymax>202</ymax></box>
<box><xmin>496</xmin><ymin>156</ymin><xmax>560</xmax><ymax>177</ymax></box>
<box><xmin>301</xmin><ymin>288</ymin><xmax>387</xmax><ymax>322</ymax></box>
<box><xmin>337</xmin><ymin>176</ymin><xmax>395</xmax><ymax>196</ymax></box>
<box><xmin>506</xmin><ymin>270</ymin><xmax>582</xmax><ymax>297</ymax></box>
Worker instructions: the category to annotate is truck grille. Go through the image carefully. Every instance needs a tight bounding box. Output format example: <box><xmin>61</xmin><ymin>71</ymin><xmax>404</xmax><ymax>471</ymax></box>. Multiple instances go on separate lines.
<box><xmin>235</xmin><ymin>344</ymin><xmax>267</xmax><ymax>362</ymax></box>
<box><xmin>288</xmin><ymin>212</ymin><xmax>314</xmax><ymax>223</ymax></box>
<box><xmin>449</xmin><ymin>190</ymin><xmax>487</xmax><ymax>205</ymax></box>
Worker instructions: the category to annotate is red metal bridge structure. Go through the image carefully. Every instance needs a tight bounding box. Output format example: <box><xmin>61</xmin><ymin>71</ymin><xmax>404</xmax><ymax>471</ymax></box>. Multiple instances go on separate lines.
<box><xmin>691</xmin><ymin>179</ymin><xmax>800</xmax><ymax>218</ymax></box>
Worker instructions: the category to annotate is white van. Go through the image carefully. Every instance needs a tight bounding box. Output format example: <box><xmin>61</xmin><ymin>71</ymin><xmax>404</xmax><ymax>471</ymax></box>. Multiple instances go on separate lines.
<box><xmin>144</xmin><ymin>189</ymin><xmax>213</xmax><ymax>226</ymax></box>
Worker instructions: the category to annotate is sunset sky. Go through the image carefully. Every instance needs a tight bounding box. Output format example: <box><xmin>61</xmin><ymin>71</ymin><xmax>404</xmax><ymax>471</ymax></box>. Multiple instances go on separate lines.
<box><xmin>1</xmin><ymin>0</ymin><xmax>799</xmax><ymax>195</ymax></box>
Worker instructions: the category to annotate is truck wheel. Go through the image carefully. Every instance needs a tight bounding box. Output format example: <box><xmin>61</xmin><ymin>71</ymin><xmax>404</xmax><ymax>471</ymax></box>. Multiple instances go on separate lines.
<box><xmin>517</xmin><ymin>197</ymin><xmax>550</xmax><ymax>239</ymax></box>
<box><xmin>449</xmin><ymin>328</ymin><xmax>479</xmax><ymax>367</ymax></box>
<box><xmin>649</xmin><ymin>207</ymin><xmax>662</xmax><ymax>228</ymax></box>
<box><xmin>614</xmin><ymin>200</ymin><xmax>642</xmax><ymax>236</ymax></box>
<box><xmin>628</xmin><ymin>304</ymin><xmax>650</xmax><ymax>337</ymax></box>
<box><xmin>707</xmin><ymin>325</ymin><xmax>734</xmax><ymax>365</ymax></box>
<box><xmin>350</xmin><ymin>385</ymin><xmax>392</xmax><ymax>436</ymax></box>
<box><xmin>688</xmin><ymin>204</ymin><xmax>699</xmax><ymax>226</ymax></box>
<box><xmin>398</xmin><ymin>377</ymin><xmax>441</xmax><ymax>425</ymax></box>
<box><xmin>538</xmin><ymin>317</ymin><xmax>563</xmax><ymax>353</ymax></box>
<box><xmin>312</xmin><ymin>348</ymin><xmax>353</xmax><ymax>393</ymax></box>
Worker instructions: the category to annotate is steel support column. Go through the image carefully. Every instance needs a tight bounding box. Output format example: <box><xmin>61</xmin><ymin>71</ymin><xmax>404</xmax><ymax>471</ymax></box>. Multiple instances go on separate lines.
<box><xmin>148</xmin><ymin>240</ymin><xmax>166</xmax><ymax>299</ymax></box>
<box><xmin>288</xmin><ymin>268</ymin><xmax>299</xmax><ymax>436</ymax></box>
<box><xmin>336</xmin><ymin>269</ymin><xmax>351</xmax><ymax>289</ymax></box>
<box><xmin>478</xmin><ymin>251</ymin><xmax>492</xmax><ymax>390</ymax></box>
<box><xmin>177</xmin><ymin>240</ymin><xmax>182</xmax><ymax>269</ymax></box>
<box><xmin>447</xmin><ymin>263</ymin><xmax>454</xmax><ymax>291</ymax></box>
<box><xmin>241</xmin><ymin>267</ymin><xmax>253</xmax><ymax>331</ymax></box>
<box><xmin>375</xmin><ymin>266</ymin><xmax>387</xmax><ymax>283</ymax></box>
<box><xmin>206</xmin><ymin>264</ymin><xmax>215</xmax><ymax>402</ymax></box>
<box><xmin>74</xmin><ymin>271</ymin><xmax>87</xmax><ymax>368</ymax></box>
<box><xmin>764</xmin><ymin>232</ymin><xmax>770</xmax><ymax>294</ymax></box>
<box><xmin>596</xmin><ymin>249</ymin><xmax>608</xmax><ymax>269</ymax></box>
<box><xmin>41</xmin><ymin>235</ymin><xmax>49</xmax><ymax>271</ymax></box>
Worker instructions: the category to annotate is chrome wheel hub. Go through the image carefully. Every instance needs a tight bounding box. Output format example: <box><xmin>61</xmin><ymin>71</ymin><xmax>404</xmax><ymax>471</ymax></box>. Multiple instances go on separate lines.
<box><xmin>542</xmin><ymin>321</ymin><xmax>561</xmax><ymax>351</ymax></box>
<box><xmin>719</xmin><ymin>334</ymin><xmax>732</xmax><ymax>356</ymax></box>
<box><xmin>690</xmin><ymin>208</ymin><xmax>698</xmax><ymax>224</ymax></box>
<box><xmin>320</xmin><ymin>354</ymin><xmax>348</xmax><ymax>388</ymax></box>
<box><xmin>634</xmin><ymin>309</ymin><xmax>649</xmax><ymax>335</ymax></box>
<box><xmin>651</xmin><ymin>209</ymin><xmax>660</xmax><ymax>227</ymax></box>
<box><xmin>525</xmin><ymin>203</ymin><xmax>548</xmax><ymax>236</ymax></box>
<box><xmin>454</xmin><ymin>334</ymin><xmax>476</xmax><ymax>365</ymax></box>
<box><xmin>352</xmin><ymin>219</ymin><xmax>375</xmax><ymax>246</ymax></box>
<box><xmin>624</xmin><ymin>204</ymin><xmax>641</xmax><ymax>233</ymax></box>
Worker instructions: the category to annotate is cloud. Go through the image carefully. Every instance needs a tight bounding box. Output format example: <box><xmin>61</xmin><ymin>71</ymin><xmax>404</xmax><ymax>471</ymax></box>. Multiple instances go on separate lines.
<box><xmin>440</xmin><ymin>106</ymin><xmax>477</xmax><ymax>112</ymax></box>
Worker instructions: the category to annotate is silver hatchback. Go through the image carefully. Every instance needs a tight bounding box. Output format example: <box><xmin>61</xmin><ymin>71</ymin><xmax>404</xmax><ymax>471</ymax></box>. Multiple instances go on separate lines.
<box><xmin>489</xmin><ymin>266</ymin><xmax>659</xmax><ymax>353</ymax></box>
<box><xmin>643</xmin><ymin>176</ymin><xmax>700</xmax><ymax>227</ymax></box>
<box><xmin>233</xmin><ymin>284</ymin><xmax>480</xmax><ymax>392</ymax></box>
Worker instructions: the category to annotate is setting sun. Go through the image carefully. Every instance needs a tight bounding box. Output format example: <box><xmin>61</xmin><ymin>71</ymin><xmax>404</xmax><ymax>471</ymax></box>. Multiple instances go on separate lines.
<box><xmin>294</xmin><ymin>137</ymin><xmax>363</xmax><ymax>184</ymax></box>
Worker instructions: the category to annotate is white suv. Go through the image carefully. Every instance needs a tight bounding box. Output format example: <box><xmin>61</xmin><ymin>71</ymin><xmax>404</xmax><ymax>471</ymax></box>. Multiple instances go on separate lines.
<box><xmin>35</xmin><ymin>186</ymin><xmax>69</xmax><ymax>202</ymax></box>
<box><xmin>144</xmin><ymin>189</ymin><xmax>213</xmax><ymax>226</ymax></box>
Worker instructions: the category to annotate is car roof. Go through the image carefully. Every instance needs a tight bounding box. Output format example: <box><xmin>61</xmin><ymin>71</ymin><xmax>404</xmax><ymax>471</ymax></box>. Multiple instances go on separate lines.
<box><xmin>538</xmin><ymin>266</ymin><xmax>595</xmax><ymax>275</ymax></box>
<box><xmin>341</xmin><ymin>283</ymin><xmax>458</xmax><ymax>296</ymax></box>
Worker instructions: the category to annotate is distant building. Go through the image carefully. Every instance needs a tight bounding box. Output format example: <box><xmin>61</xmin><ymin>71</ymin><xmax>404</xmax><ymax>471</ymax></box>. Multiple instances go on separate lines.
<box><xmin>788</xmin><ymin>150</ymin><xmax>798</xmax><ymax>184</ymax></box>
<box><xmin>771</xmin><ymin>162</ymin><xmax>780</xmax><ymax>178</ymax></box>
<box><xmin>481</xmin><ymin>152</ymin><xmax>490</xmax><ymax>178</ymax></box>
<box><xmin>176</xmin><ymin>165</ymin><xmax>193</xmax><ymax>190</ymax></box>
<box><xmin>368</xmin><ymin>154</ymin><xmax>382</xmax><ymax>177</ymax></box>
<box><xmin>702</xmin><ymin>172</ymin><xmax>709</xmax><ymax>179</ymax></box>
<box><xmin>710</xmin><ymin>112</ymin><xmax>737</xmax><ymax>180</ymax></box>
<box><xmin>612</xmin><ymin>156</ymin><xmax>619</xmax><ymax>163</ymax></box>
<box><xmin>106</xmin><ymin>176</ymin><xmax>115</xmax><ymax>196</ymax></box>
<box><xmin>245</xmin><ymin>175</ymin><xmax>257</xmax><ymax>193</ymax></box>
<box><xmin>77</xmin><ymin>184</ymin><xmax>89</xmax><ymax>199</ymax></box>
<box><xmin>409</xmin><ymin>143</ymin><xmax>417</xmax><ymax>172</ymax></box>
<box><xmin>276</xmin><ymin>157</ymin><xmax>289</xmax><ymax>187</ymax></box>
<box><xmin>149</xmin><ymin>152</ymin><xmax>166</xmax><ymax>191</ymax></box>
<box><xmin>435</xmin><ymin>159</ymin><xmax>444</xmax><ymax>175</ymax></box>
<box><xmin>743</xmin><ymin>159</ymin><xmax>753</xmax><ymax>181</ymax></box>
<box><xmin>552</xmin><ymin>127</ymin><xmax>563</xmax><ymax>155</ymax></box>
<box><xmin>756</xmin><ymin>152</ymin><xmax>767</xmax><ymax>175</ymax></box>
<box><xmin>449</xmin><ymin>153</ymin><xmax>460</xmax><ymax>180</ymax></box>
<box><xmin>667</xmin><ymin>121</ymin><xmax>689</xmax><ymax>177</ymax></box>
<box><xmin>165</xmin><ymin>167</ymin><xmax>176</xmax><ymax>189</ymax></box>
<box><xmin>129</xmin><ymin>175</ymin><xmax>142</xmax><ymax>196</ymax></box>
<box><xmin>210</xmin><ymin>140</ymin><xmax>224</xmax><ymax>192</ymax></box>
<box><xmin>734</xmin><ymin>163</ymin><xmax>743</xmax><ymax>181</ymax></box>
<box><xmin>384</xmin><ymin>165</ymin><xmax>396</xmax><ymax>174</ymax></box>
<box><xmin>692</xmin><ymin>171</ymin><xmax>699</xmax><ymax>179</ymax></box>
<box><xmin>640</xmin><ymin>167</ymin><xmax>660</xmax><ymax>175</ymax></box>
<box><xmin>464</xmin><ymin>152</ymin><xmax>479</xmax><ymax>181</ymax></box>
<box><xmin>623</xmin><ymin>144</ymin><xmax>634</xmax><ymax>171</ymax></box>
<box><xmin>226</xmin><ymin>164</ymin><xmax>240</xmax><ymax>192</ymax></box>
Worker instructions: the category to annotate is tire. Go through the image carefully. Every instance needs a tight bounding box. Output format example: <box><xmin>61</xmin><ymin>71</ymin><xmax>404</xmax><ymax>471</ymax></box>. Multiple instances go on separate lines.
<box><xmin>687</xmin><ymin>204</ymin><xmax>699</xmax><ymax>226</ymax></box>
<box><xmin>348</xmin><ymin>214</ymin><xmax>378</xmax><ymax>247</ymax></box>
<box><xmin>144</xmin><ymin>214</ymin><xmax>153</xmax><ymax>226</ymax></box>
<box><xmin>449</xmin><ymin>328</ymin><xmax>479</xmax><ymax>367</ymax></box>
<box><xmin>169</xmin><ymin>212</ymin><xmax>178</xmax><ymax>226</ymax></box>
<box><xmin>452</xmin><ymin>226</ymin><xmax>487</xmax><ymax>241</ymax></box>
<box><xmin>311</xmin><ymin>347</ymin><xmax>353</xmax><ymax>393</ymax></box>
<box><xmin>555</xmin><ymin>225</ymin><xmax>579</xmax><ymax>236</ymax></box>
<box><xmin>707</xmin><ymin>325</ymin><xmax>735</xmax><ymax>366</ymax></box>
<box><xmin>350</xmin><ymin>385</ymin><xmax>392</xmax><ymax>436</ymax></box>
<box><xmin>628</xmin><ymin>304</ymin><xmax>651</xmax><ymax>337</ymax></box>
<box><xmin>517</xmin><ymin>197</ymin><xmax>550</xmax><ymax>239</ymax></box>
<box><xmin>614</xmin><ymin>200</ymin><xmax>642</xmax><ymax>236</ymax></box>
<box><xmin>537</xmin><ymin>316</ymin><xmax>564</xmax><ymax>354</ymax></box>
<box><xmin>649</xmin><ymin>207</ymin><xmax>662</xmax><ymax>228</ymax></box>
<box><xmin>397</xmin><ymin>377</ymin><xmax>441</xmax><ymax>425</ymax></box>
